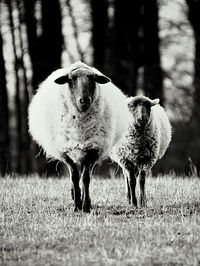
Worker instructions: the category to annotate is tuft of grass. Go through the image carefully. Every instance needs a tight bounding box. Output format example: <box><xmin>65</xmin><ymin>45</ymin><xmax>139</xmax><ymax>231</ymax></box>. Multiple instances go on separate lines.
<box><xmin>1</xmin><ymin>175</ymin><xmax>200</xmax><ymax>265</ymax></box>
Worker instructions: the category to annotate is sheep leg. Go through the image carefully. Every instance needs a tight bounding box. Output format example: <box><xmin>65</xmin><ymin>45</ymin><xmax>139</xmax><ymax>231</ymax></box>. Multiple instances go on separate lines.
<box><xmin>81</xmin><ymin>166</ymin><xmax>91</xmax><ymax>212</ymax></box>
<box><xmin>129</xmin><ymin>174</ymin><xmax>137</xmax><ymax>207</ymax></box>
<box><xmin>124</xmin><ymin>161</ymin><xmax>137</xmax><ymax>207</ymax></box>
<box><xmin>126</xmin><ymin>176</ymin><xmax>131</xmax><ymax>204</ymax></box>
<box><xmin>64</xmin><ymin>155</ymin><xmax>82</xmax><ymax>211</ymax></box>
<box><xmin>123</xmin><ymin>168</ymin><xmax>131</xmax><ymax>204</ymax></box>
<box><xmin>139</xmin><ymin>170</ymin><xmax>147</xmax><ymax>207</ymax></box>
<box><xmin>81</xmin><ymin>149</ymin><xmax>99</xmax><ymax>212</ymax></box>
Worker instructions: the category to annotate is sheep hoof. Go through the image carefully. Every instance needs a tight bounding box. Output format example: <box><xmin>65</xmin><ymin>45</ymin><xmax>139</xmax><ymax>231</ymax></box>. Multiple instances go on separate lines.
<box><xmin>74</xmin><ymin>207</ymin><xmax>79</xmax><ymax>212</ymax></box>
<box><xmin>129</xmin><ymin>200</ymin><xmax>137</xmax><ymax>208</ymax></box>
<box><xmin>74</xmin><ymin>205</ymin><xmax>82</xmax><ymax>212</ymax></box>
<box><xmin>131</xmin><ymin>198</ymin><xmax>137</xmax><ymax>208</ymax></box>
<box><xmin>74</xmin><ymin>199</ymin><xmax>82</xmax><ymax>212</ymax></box>
<box><xmin>127</xmin><ymin>196</ymin><xmax>131</xmax><ymax>205</ymax></box>
<box><xmin>83</xmin><ymin>206</ymin><xmax>91</xmax><ymax>213</ymax></box>
<box><xmin>139</xmin><ymin>197</ymin><xmax>147</xmax><ymax>208</ymax></box>
<box><xmin>140</xmin><ymin>202</ymin><xmax>147</xmax><ymax>208</ymax></box>
<box><xmin>131</xmin><ymin>204</ymin><xmax>137</xmax><ymax>209</ymax></box>
<box><xmin>82</xmin><ymin>201</ymin><xmax>91</xmax><ymax>213</ymax></box>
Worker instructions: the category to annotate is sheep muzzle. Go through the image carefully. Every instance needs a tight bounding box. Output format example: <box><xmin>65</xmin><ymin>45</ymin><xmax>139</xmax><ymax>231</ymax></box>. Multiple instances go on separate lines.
<box><xmin>78</xmin><ymin>96</ymin><xmax>92</xmax><ymax>112</ymax></box>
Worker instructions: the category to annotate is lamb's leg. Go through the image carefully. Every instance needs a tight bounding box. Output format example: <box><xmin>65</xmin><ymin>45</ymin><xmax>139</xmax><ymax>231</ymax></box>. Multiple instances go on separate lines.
<box><xmin>139</xmin><ymin>170</ymin><xmax>147</xmax><ymax>207</ymax></box>
<box><xmin>81</xmin><ymin>149</ymin><xmax>99</xmax><ymax>212</ymax></box>
<box><xmin>64</xmin><ymin>155</ymin><xmax>82</xmax><ymax>211</ymax></box>
<box><xmin>123</xmin><ymin>168</ymin><xmax>131</xmax><ymax>204</ymax></box>
<box><xmin>124</xmin><ymin>161</ymin><xmax>137</xmax><ymax>207</ymax></box>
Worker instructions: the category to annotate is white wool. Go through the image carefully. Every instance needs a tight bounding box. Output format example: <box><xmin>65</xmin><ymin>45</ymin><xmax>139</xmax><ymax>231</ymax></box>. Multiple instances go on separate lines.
<box><xmin>110</xmin><ymin>102</ymin><xmax>172</xmax><ymax>171</ymax></box>
<box><xmin>152</xmin><ymin>105</ymin><xmax>172</xmax><ymax>159</ymax></box>
<box><xmin>28</xmin><ymin>62</ymin><xmax>131</xmax><ymax>164</ymax></box>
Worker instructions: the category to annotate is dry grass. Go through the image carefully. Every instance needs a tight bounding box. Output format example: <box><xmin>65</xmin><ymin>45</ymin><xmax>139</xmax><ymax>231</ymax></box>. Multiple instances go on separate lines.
<box><xmin>1</xmin><ymin>175</ymin><xmax>200</xmax><ymax>265</ymax></box>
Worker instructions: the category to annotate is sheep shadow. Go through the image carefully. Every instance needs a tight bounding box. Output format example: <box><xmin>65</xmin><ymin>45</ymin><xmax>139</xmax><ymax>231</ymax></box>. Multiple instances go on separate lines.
<box><xmin>54</xmin><ymin>201</ymin><xmax>200</xmax><ymax>219</ymax></box>
<box><xmin>91</xmin><ymin>201</ymin><xmax>200</xmax><ymax>218</ymax></box>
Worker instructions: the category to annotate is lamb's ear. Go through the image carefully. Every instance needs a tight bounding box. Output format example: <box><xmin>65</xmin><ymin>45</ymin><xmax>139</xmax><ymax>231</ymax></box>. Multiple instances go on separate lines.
<box><xmin>150</xmin><ymin>98</ymin><xmax>160</xmax><ymax>106</ymax></box>
<box><xmin>126</xmin><ymin>97</ymin><xmax>134</xmax><ymax>108</ymax></box>
<box><xmin>54</xmin><ymin>75</ymin><xmax>69</xmax><ymax>85</ymax></box>
<box><xmin>95</xmin><ymin>74</ymin><xmax>111</xmax><ymax>84</ymax></box>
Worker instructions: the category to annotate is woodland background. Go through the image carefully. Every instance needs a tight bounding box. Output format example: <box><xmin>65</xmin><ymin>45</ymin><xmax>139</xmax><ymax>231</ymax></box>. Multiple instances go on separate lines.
<box><xmin>0</xmin><ymin>0</ymin><xmax>200</xmax><ymax>176</ymax></box>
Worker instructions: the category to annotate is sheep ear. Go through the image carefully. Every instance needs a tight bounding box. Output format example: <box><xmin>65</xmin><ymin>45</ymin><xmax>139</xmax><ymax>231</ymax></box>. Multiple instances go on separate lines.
<box><xmin>151</xmin><ymin>98</ymin><xmax>160</xmax><ymax>106</ymax></box>
<box><xmin>126</xmin><ymin>97</ymin><xmax>134</xmax><ymax>107</ymax></box>
<box><xmin>54</xmin><ymin>75</ymin><xmax>69</xmax><ymax>85</ymax></box>
<box><xmin>95</xmin><ymin>74</ymin><xmax>111</xmax><ymax>84</ymax></box>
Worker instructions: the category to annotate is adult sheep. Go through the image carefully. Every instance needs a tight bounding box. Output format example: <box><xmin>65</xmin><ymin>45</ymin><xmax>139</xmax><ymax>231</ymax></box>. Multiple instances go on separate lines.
<box><xmin>110</xmin><ymin>95</ymin><xmax>172</xmax><ymax>207</ymax></box>
<box><xmin>28</xmin><ymin>61</ymin><xmax>131</xmax><ymax>212</ymax></box>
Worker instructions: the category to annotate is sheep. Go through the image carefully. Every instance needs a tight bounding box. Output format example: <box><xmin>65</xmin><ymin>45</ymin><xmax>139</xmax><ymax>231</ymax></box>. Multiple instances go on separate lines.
<box><xmin>110</xmin><ymin>95</ymin><xmax>172</xmax><ymax>207</ymax></box>
<box><xmin>28</xmin><ymin>61</ymin><xmax>131</xmax><ymax>212</ymax></box>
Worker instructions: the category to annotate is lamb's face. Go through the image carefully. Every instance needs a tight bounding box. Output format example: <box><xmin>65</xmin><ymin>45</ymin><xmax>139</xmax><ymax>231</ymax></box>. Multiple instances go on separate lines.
<box><xmin>130</xmin><ymin>99</ymin><xmax>151</xmax><ymax>127</ymax></box>
<box><xmin>127</xmin><ymin>96</ymin><xmax>160</xmax><ymax>128</ymax></box>
<box><xmin>54</xmin><ymin>66</ymin><xmax>110</xmax><ymax>112</ymax></box>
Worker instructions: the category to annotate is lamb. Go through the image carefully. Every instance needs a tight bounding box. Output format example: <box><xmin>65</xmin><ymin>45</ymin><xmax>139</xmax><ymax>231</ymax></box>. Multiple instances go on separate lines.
<box><xmin>110</xmin><ymin>95</ymin><xmax>172</xmax><ymax>207</ymax></box>
<box><xmin>28</xmin><ymin>61</ymin><xmax>131</xmax><ymax>212</ymax></box>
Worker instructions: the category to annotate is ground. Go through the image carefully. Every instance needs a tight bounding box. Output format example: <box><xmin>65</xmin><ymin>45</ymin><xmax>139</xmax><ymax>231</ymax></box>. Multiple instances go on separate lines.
<box><xmin>0</xmin><ymin>175</ymin><xmax>200</xmax><ymax>266</ymax></box>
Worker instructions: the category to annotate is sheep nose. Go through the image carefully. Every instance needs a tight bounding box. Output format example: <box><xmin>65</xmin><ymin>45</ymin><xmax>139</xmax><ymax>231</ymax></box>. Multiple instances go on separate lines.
<box><xmin>79</xmin><ymin>97</ymin><xmax>90</xmax><ymax>105</ymax></box>
<box><xmin>137</xmin><ymin>118</ymin><xmax>143</xmax><ymax>123</ymax></box>
<box><xmin>137</xmin><ymin>118</ymin><xmax>144</xmax><ymax>125</ymax></box>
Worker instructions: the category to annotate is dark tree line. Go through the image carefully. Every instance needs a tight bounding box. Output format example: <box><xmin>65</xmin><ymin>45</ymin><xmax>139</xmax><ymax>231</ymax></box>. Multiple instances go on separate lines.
<box><xmin>0</xmin><ymin>0</ymin><xmax>63</xmax><ymax>175</ymax></box>
<box><xmin>186</xmin><ymin>0</ymin><xmax>200</xmax><ymax>121</ymax></box>
<box><xmin>90</xmin><ymin>0</ymin><xmax>163</xmax><ymax>101</ymax></box>
<box><xmin>185</xmin><ymin>0</ymin><xmax>200</xmax><ymax>175</ymax></box>
<box><xmin>0</xmin><ymin>32</ymin><xmax>9</xmax><ymax>175</ymax></box>
<box><xmin>0</xmin><ymin>0</ymin><xmax>200</xmax><ymax>175</ymax></box>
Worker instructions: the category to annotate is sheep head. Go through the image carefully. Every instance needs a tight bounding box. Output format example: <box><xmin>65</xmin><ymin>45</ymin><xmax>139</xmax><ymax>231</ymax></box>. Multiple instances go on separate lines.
<box><xmin>54</xmin><ymin>63</ymin><xmax>110</xmax><ymax>112</ymax></box>
<box><xmin>127</xmin><ymin>96</ymin><xmax>160</xmax><ymax>128</ymax></box>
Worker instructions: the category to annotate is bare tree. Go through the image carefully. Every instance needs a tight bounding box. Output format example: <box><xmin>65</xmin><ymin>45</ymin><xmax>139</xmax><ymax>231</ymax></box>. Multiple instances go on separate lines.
<box><xmin>142</xmin><ymin>0</ymin><xmax>163</xmax><ymax>104</ymax></box>
<box><xmin>185</xmin><ymin>0</ymin><xmax>200</xmax><ymax>176</ymax></box>
<box><xmin>7</xmin><ymin>0</ymin><xmax>22</xmax><ymax>173</ymax></box>
<box><xmin>15</xmin><ymin>0</ymin><xmax>31</xmax><ymax>174</ymax></box>
<box><xmin>186</xmin><ymin>0</ymin><xmax>200</xmax><ymax>120</ymax></box>
<box><xmin>0</xmin><ymin>30</ymin><xmax>9</xmax><ymax>175</ymax></box>
<box><xmin>90</xmin><ymin>0</ymin><xmax>108</xmax><ymax>71</ymax></box>
<box><xmin>24</xmin><ymin>0</ymin><xmax>63</xmax><ymax>89</ymax></box>
<box><xmin>107</xmin><ymin>0</ymin><xmax>141</xmax><ymax>96</ymax></box>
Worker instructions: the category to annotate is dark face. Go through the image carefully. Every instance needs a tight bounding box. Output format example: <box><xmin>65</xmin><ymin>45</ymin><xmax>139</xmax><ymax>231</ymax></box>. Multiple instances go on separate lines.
<box><xmin>129</xmin><ymin>100</ymin><xmax>151</xmax><ymax>127</ymax></box>
<box><xmin>68</xmin><ymin>69</ymin><xmax>96</xmax><ymax>112</ymax></box>
<box><xmin>54</xmin><ymin>67</ymin><xmax>110</xmax><ymax>112</ymax></box>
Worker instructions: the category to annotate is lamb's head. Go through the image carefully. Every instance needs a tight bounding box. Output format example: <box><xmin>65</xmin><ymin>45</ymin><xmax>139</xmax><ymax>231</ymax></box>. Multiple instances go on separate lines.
<box><xmin>127</xmin><ymin>96</ymin><xmax>160</xmax><ymax>128</ymax></box>
<box><xmin>54</xmin><ymin>63</ymin><xmax>110</xmax><ymax>112</ymax></box>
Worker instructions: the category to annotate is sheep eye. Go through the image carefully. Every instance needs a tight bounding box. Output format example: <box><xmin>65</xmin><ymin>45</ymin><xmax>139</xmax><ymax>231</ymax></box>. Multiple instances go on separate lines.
<box><xmin>68</xmin><ymin>78</ymin><xmax>73</xmax><ymax>87</ymax></box>
<box><xmin>128</xmin><ymin>104</ymin><xmax>135</xmax><ymax>110</ymax></box>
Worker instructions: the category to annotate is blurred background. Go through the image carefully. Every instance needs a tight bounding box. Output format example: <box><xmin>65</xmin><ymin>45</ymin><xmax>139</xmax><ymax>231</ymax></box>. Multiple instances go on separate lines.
<box><xmin>0</xmin><ymin>0</ymin><xmax>200</xmax><ymax>177</ymax></box>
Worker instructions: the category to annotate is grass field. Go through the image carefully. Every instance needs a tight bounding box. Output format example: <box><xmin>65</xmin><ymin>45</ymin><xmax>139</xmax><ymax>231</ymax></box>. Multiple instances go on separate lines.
<box><xmin>1</xmin><ymin>175</ymin><xmax>200</xmax><ymax>266</ymax></box>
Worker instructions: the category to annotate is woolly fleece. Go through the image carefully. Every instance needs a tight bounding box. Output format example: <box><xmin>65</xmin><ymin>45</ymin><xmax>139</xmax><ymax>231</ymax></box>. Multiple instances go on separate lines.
<box><xmin>28</xmin><ymin>61</ymin><xmax>131</xmax><ymax>164</ymax></box>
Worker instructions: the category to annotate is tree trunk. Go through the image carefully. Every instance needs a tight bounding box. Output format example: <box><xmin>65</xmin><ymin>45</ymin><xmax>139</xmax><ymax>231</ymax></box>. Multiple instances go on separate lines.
<box><xmin>24</xmin><ymin>0</ymin><xmax>63</xmax><ymax>88</ymax></box>
<box><xmin>66</xmin><ymin>0</ymin><xmax>84</xmax><ymax>61</ymax></box>
<box><xmin>0</xmin><ymin>32</ymin><xmax>9</xmax><ymax>176</ymax></box>
<box><xmin>90</xmin><ymin>0</ymin><xmax>108</xmax><ymax>71</ymax></box>
<box><xmin>7</xmin><ymin>0</ymin><xmax>22</xmax><ymax>173</ymax></box>
<box><xmin>106</xmin><ymin>0</ymin><xmax>141</xmax><ymax>96</ymax></box>
<box><xmin>186</xmin><ymin>0</ymin><xmax>200</xmax><ymax>176</ymax></box>
<box><xmin>15</xmin><ymin>0</ymin><xmax>31</xmax><ymax>174</ymax></box>
<box><xmin>186</xmin><ymin>0</ymin><xmax>200</xmax><ymax>120</ymax></box>
<box><xmin>142</xmin><ymin>0</ymin><xmax>163</xmax><ymax>104</ymax></box>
